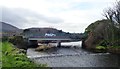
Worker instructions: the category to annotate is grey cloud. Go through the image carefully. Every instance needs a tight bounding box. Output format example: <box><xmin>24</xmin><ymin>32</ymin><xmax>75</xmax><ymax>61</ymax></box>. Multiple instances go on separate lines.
<box><xmin>0</xmin><ymin>7</ymin><xmax>64</xmax><ymax>28</ymax></box>
<box><xmin>1</xmin><ymin>7</ymin><xmax>28</xmax><ymax>28</ymax></box>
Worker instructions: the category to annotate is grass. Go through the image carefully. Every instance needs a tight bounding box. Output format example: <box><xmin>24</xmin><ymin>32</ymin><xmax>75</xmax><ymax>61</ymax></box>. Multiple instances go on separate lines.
<box><xmin>0</xmin><ymin>42</ymin><xmax>2</xmax><ymax>68</ymax></box>
<box><xmin>96</xmin><ymin>46</ymin><xmax>106</xmax><ymax>50</ymax></box>
<box><xmin>1</xmin><ymin>42</ymin><xmax>47</xmax><ymax>68</ymax></box>
<box><xmin>93</xmin><ymin>46</ymin><xmax>107</xmax><ymax>53</ymax></box>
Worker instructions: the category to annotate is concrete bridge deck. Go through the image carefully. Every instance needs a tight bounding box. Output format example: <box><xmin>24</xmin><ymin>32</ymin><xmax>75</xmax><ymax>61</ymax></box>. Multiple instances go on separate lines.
<box><xmin>28</xmin><ymin>38</ymin><xmax>72</xmax><ymax>41</ymax></box>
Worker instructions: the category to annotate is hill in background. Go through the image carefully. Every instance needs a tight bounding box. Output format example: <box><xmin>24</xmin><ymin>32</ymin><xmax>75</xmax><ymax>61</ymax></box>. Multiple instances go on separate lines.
<box><xmin>0</xmin><ymin>22</ymin><xmax>23</xmax><ymax>37</ymax></box>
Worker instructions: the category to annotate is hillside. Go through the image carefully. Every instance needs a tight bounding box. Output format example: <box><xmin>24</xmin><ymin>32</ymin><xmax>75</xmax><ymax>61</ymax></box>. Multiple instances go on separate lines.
<box><xmin>23</xmin><ymin>27</ymin><xmax>83</xmax><ymax>40</ymax></box>
<box><xmin>0</xmin><ymin>22</ymin><xmax>23</xmax><ymax>37</ymax></box>
<box><xmin>0</xmin><ymin>22</ymin><xmax>22</xmax><ymax>33</ymax></box>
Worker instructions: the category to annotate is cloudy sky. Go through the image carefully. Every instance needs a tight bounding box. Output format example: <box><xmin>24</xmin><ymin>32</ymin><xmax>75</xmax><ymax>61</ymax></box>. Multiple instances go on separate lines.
<box><xmin>0</xmin><ymin>0</ymin><xmax>117</xmax><ymax>33</ymax></box>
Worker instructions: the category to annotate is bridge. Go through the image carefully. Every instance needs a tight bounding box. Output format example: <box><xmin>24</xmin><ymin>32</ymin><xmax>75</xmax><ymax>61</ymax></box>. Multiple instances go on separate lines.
<box><xmin>23</xmin><ymin>28</ymin><xmax>82</xmax><ymax>47</ymax></box>
<box><xmin>28</xmin><ymin>37</ymin><xmax>72</xmax><ymax>41</ymax></box>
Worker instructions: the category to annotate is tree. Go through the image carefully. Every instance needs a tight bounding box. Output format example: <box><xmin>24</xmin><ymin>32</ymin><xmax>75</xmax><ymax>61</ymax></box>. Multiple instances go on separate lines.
<box><xmin>103</xmin><ymin>7</ymin><xmax>114</xmax><ymax>23</ymax></box>
<box><xmin>103</xmin><ymin>1</ymin><xmax>120</xmax><ymax>46</ymax></box>
<box><xmin>103</xmin><ymin>1</ymin><xmax>120</xmax><ymax>25</ymax></box>
<box><xmin>114</xmin><ymin>1</ymin><xmax>120</xmax><ymax>24</ymax></box>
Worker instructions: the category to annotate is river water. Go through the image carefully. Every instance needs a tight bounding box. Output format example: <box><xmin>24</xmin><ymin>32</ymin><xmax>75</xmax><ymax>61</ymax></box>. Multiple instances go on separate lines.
<box><xmin>27</xmin><ymin>41</ymin><xmax>120</xmax><ymax>67</ymax></box>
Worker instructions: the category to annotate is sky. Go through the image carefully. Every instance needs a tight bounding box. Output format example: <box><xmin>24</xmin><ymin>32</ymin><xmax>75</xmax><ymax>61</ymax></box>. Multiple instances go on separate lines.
<box><xmin>0</xmin><ymin>0</ymin><xmax>117</xmax><ymax>33</ymax></box>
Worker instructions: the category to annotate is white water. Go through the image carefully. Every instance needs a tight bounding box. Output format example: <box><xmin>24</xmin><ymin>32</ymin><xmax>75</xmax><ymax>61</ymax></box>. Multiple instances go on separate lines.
<box><xmin>47</xmin><ymin>41</ymin><xmax>82</xmax><ymax>47</ymax></box>
<box><xmin>61</xmin><ymin>41</ymin><xmax>81</xmax><ymax>47</ymax></box>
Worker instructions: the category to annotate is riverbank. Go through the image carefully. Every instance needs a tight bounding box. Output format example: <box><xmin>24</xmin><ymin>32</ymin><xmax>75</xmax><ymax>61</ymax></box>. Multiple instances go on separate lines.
<box><xmin>1</xmin><ymin>42</ymin><xmax>46</xmax><ymax>68</ymax></box>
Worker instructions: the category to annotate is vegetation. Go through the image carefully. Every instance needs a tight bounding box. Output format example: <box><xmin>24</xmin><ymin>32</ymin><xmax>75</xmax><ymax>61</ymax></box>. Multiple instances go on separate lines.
<box><xmin>84</xmin><ymin>19</ymin><xmax>120</xmax><ymax>53</ymax></box>
<box><xmin>103</xmin><ymin>1</ymin><xmax>120</xmax><ymax>25</ymax></box>
<box><xmin>94</xmin><ymin>46</ymin><xmax>107</xmax><ymax>53</ymax></box>
<box><xmin>0</xmin><ymin>42</ymin><xmax>2</xmax><ymax>68</ymax></box>
<box><xmin>2</xmin><ymin>36</ymin><xmax>28</xmax><ymax>49</ymax></box>
<box><xmin>1</xmin><ymin>42</ymin><xmax>47</xmax><ymax>68</ymax></box>
<box><xmin>103</xmin><ymin>1</ymin><xmax>120</xmax><ymax>46</ymax></box>
<box><xmin>85</xmin><ymin>20</ymin><xmax>110</xmax><ymax>33</ymax></box>
<box><xmin>2</xmin><ymin>36</ymin><xmax>9</xmax><ymax>42</ymax></box>
<box><xmin>83</xmin><ymin>1</ymin><xmax>120</xmax><ymax>54</ymax></box>
<box><xmin>96</xmin><ymin>46</ymin><xmax>106</xmax><ymax>50</ymax></box>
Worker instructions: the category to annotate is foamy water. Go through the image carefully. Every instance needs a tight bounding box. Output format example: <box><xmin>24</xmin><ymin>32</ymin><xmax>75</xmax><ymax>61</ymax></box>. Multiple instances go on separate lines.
<box><xmin>61</xmin><ymin>41</ymin><xmax>81</xmax><ymax>47</ymax></box>
<box><xmin>47</xmin><ymin>41</ymin><xmax>82</xmax><ymax>47</ymax></box>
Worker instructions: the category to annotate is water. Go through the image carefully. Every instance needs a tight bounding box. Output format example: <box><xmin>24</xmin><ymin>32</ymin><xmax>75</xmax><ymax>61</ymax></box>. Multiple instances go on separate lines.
<box><xmin>27</xmin><ymin>41</ymin><xmax>120</xmax><ymax>67</ymax></box>
<box><xmin>47</xmin><ymin>41</ymin><xmax>82</xmax><ymax>47</ymax></box>
<box><xmin>61</xmin><ymin>41</ymin><xmax>81</xmax><ymax>47</ymax></box>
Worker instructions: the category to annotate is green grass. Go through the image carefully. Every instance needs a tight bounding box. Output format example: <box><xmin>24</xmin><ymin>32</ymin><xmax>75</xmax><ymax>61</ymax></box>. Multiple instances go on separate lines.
<box><xmin>96</xmin><ymin>46</ymin><xmax>106</xmax><ymax>50</ymax></box>
<box><xmin>1</xmin><ymin>42</ymin><xmax>47</xmax><ymax>68</ymax></box>
<box><xmin>0</xmin><ymin>42</ymin><xmax>2</xmax><ymax>68</ymax></box>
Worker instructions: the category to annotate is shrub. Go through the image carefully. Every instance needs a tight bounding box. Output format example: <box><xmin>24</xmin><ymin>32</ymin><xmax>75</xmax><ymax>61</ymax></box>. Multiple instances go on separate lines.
<box><xmin>8</xmin><ymin>36</ymin><xmax>28</xmax><ymax>49</ymax></box>
<box><xmin>99</xmin><ymin>40</ymin><xmax>109</xmax><ymax>46</ymax></box>
<box><xmin>2</xmin><ymin>36</ymin><xmax>9</xmax><ymax>42</ymax></box>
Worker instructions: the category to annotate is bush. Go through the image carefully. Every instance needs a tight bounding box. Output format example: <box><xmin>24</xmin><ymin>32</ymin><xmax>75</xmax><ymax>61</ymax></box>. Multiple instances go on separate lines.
<box><xmin>2</xmin><ymin>36</ymin><xmax>9</xmax><ymax>42</ymax></box>
<box><xmin>99</xmin><ymin>40</ymin><xmax>109</xmax><ymax>46</ymax></box>
<box><xmin>8</xmin><ymin>36</ymin><xmax>28</xmax><ymax>49</ymax></box>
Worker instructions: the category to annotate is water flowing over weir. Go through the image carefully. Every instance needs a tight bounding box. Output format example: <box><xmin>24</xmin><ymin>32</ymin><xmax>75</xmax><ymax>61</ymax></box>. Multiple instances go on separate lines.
<box><xmin>27</xmin><ymin>41</ymin><xmax>119</xmax><ymax>67</ymax></box>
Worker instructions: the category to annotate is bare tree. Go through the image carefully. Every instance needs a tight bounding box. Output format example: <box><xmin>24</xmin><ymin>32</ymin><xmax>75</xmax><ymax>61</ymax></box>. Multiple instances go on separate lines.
<box><xmin>103</xmin><ymin>1</ymin><xmax>120</xmax><ymax>25</ymax></box>
<box><xmin>103</xmin><ymin>1</ymin><xmax>120</xmax><ymax>46</ymax></box>
<box><xmin>114</xmin><ymin>1</ymin><xmax>120</xmax><ymax>24</ymax></box>
<box><xmin>103</xmin><ymin>7</ymin><xmax>115</xmax><ymax>23</ymax></box>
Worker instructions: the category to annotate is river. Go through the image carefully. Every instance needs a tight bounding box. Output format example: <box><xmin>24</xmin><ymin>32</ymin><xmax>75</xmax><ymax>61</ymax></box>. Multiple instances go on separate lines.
<box><xmin>27</xmin><ymin>41</ymin><xmax>120</xmax><ymax>67</ymax></box>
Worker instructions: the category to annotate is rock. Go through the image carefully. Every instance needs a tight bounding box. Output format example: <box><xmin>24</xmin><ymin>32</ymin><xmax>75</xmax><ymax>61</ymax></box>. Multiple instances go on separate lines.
<box><xmin>35</xmin><ymin>45</ymin><xmax>55</xmax><ymax>51</ymax></box>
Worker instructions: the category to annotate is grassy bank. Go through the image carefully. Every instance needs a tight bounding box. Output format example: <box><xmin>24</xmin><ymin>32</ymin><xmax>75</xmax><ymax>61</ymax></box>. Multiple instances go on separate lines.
<box><xmin>1</xmin><ymin>42</ymin><xmax>47</xmax><ymax>68</ymax></box>
<box><xmin>94</xmin><ymin>45</ymin><xmax>120</xmax><ymax>54</ymax></box>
